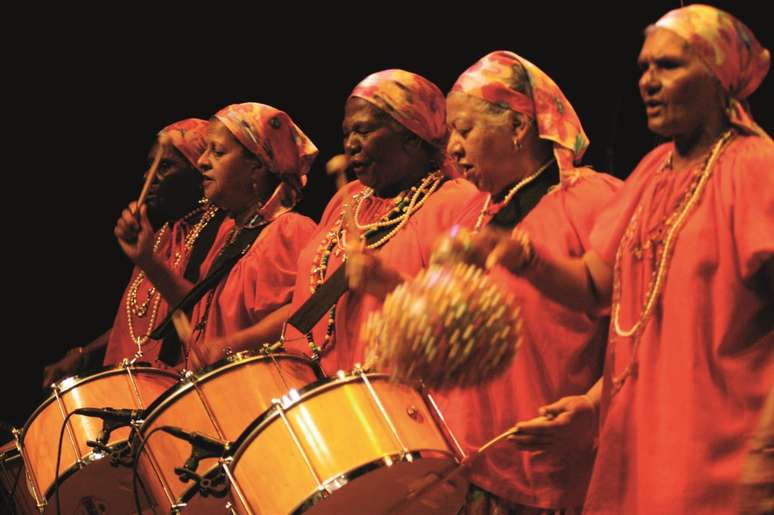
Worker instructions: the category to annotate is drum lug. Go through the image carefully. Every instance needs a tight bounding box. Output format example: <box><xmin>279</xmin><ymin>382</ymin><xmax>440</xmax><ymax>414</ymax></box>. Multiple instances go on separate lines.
<box><xmin>406</xmin><ymin>406</ymin><xmax>424</xmax><ymax>423</ymax></box>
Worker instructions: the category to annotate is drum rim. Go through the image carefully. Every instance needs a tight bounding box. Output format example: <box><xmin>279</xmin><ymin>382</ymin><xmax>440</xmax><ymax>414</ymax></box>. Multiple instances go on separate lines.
<box><xmin>227</xmin><ymin>372</ymin><xmax>422</xmax><ymax>464</ymax></box>
<box><xmin>215</xmin><ymin>449</ymin><xmax>458</xmax><ymax>515</ymax></box>
<box><xmin>19</xmin><ymin>364</ymin><xmax>179</xmax><ymax>444</ymax></box>
<box><xmin>138</xmin><ymin>352</ymin><xmax>317</xmax><ymax>433</ymax></box>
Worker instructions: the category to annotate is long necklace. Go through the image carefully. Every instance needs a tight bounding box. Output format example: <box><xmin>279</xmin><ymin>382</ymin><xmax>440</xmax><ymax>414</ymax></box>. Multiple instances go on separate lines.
<box><xmin>473</xmin><ymin>158</ymin><xmax>555</xmax><ymax>232</ymax></box>
<box><xmin>306</xmin><ymin>170</ymin><xmax>444</xmax><ymax>358</ymax></box>
<box><xmin>126</xmin><ymin>201</ymin><xmax>220</xmax><ymax>349</ymax></box>
<box><xmin>609</xmin><ymin>130</ymin><xmax>734</xmax><ymax>393</ymax></box>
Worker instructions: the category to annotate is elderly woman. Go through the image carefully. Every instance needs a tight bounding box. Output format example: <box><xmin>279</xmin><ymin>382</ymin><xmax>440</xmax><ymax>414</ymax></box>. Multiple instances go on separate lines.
<box><xmin>116</xmin><ymin>103</ymin><xmax>318</xmax><ymax>368</ymax></box>
<box><xmin>282</xmin><ymin>69</ymin><xmax>480</xmax><ymax>376</ymax></box>
<box><xmin>474</xmin><ymin>6</ymin><xmax>772</xmax><ymax>513</ymax></box>
<box><xmin>431</xmin><ymin>51</ymin><xmax>621</xmax><ymax>514</ymax></box>
<box><xmin>42</xmin><ymin>118</ymin><xmax>222</xmax><ymax>384</ymax></box>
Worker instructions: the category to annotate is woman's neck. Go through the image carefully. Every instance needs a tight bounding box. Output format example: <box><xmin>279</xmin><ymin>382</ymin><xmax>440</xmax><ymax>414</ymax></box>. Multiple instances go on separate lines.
<box><xmin>373</xmin><ymin>168</ymin><xmax>429</xmax><ymax>198</ymax></box>
<box><xmin>232</xmin><ymin>198</ymin><xmax>265</xmax><ymax>227</ymax></box>
<box><xmin>672</xmin><ymin>117</ymin><xmax>729</xmax><ymax>169</ymax></box>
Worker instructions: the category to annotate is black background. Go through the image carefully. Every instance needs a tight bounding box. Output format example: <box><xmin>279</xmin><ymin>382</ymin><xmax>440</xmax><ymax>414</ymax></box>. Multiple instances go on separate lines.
<box><xmin>3</xmin><ymin>2</ymin><xmax>771</xmax><ymax>430</ymax></box>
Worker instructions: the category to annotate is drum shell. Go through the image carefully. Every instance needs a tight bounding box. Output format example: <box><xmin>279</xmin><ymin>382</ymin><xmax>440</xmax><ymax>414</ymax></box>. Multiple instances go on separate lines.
<box><xmin>136</xmin><ymin>352</ymin><xmax>319</xmax><ymax>513</ymax></box>
<box><xmin>18</xmin><ymin>365</ymin><xmax>179</xmax><ymax>509</ymax></box>
<box><xmin>227</xmin><ymin>373</ymin><xmax>465</xmax><ymax>515</ymax></box>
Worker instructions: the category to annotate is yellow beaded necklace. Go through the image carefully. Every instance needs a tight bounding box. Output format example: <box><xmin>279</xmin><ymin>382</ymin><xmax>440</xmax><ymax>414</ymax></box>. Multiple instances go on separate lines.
<box><xmin>610</xmin><ymin>130</ymin><xmax>734</xmax><ymax>392</ymax></box>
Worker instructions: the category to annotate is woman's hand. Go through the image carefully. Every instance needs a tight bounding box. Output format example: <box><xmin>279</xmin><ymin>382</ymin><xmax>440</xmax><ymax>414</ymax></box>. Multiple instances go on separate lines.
<box><xmin>114</xmin><ymin>202</ymin><xmax>156</xmax><ymax>268</ymax></box>
<box><xmin>485</xmin><ymin>228</ymin><xmax>535</xmax><ymax>274</ymax></box>
<box><xmin>346</xmin><ymin>248</ymin><xmax>405</xmax><ymax>301</ymax></box>
<box><xmin>509</xmin><ymin>394</ymin><xmax>597</xmax><ymax>454</ymax></box>
<box><xmin>430</xmin><ymin>226</ymin><xmax>500</xmax><ymax>268</ymax></box>
<box><xmin>42</xmin><ymin>347</ymin><xmax>85</xmax><ymax>388</ymax></box>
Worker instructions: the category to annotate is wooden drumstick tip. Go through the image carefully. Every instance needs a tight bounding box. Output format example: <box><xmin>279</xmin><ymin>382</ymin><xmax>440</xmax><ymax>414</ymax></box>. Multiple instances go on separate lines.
<box><xmin>136</xmin><ymin>136</ymin><xmax>168</xmax><ymax>211</ymax></box>
<box><xmin>325</xmin><ymin>154</ymin><xmax>349</xmax><ymax>176</ymax></box>
<box><xmin>326</xmin><ymin>154</ymin><xmax>350</xmax><ymax>191</ymax></box>
<box><xmin>170</xmin><ymin>310</ymin><xmax>192</xmax><ymax>345</ymax></box>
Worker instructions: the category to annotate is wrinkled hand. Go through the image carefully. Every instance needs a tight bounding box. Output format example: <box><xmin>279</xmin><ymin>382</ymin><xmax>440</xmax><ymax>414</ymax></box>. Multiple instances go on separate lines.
<box><xmin>509</xmin><ymin>395</ymin><xmax>597</xmax><ymax>455</ymax></box>
<box><xmin>485</xmin><ymin>228</ymin><xmax>534</xmax><ymax>273</ymax></box>
<box><xmin>346</xmin><ymin>248</ymin><xmax>404</xmax><ymax>301</ymax></box>
<box><xmin>114</xmin><ymin>202</ymin><xmax>155</xmax><ymax>267</ymax></box>
<box><xmin>42</xmin><ymin>347</ymin><xmax>84</xmax><ymax>388</ymax></box>
<box><xmin>430</xmin><ymin>226</ymin><xmax>510</xmax><ymax>269</ymax></box>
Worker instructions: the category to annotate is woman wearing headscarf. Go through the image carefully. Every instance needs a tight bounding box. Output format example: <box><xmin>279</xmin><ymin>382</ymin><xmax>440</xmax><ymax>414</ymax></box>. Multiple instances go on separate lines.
<box><xmin>42</xmin><ymin>118</ymin><xmax>221</xmax><ymax>384</ymax></box>
<box><xmin>467</xmin><ymin>6</ymin><xmax>773</xmax><ymax>513</ymax></box>
<box><xmin>432</xmin><ymin>51</ymin><xmax>621</xmax><ymax>514</ymax></box>
<box><xmin>283</xmin><ymin>69</ymin><xmax>480</xmax><ymax>376</ymax></box>
<box><xmin>115</xmin><ymin>103</ymin><xmax>318</xmax><ymax>368</ymax></box>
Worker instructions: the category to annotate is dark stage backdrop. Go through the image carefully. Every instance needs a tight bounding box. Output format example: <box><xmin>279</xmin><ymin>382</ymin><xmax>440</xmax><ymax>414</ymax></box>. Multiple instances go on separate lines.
<box><xmin>4</xmin><ymin>2</ymin><xmax>770</xmax><ymax>429</ymax></box>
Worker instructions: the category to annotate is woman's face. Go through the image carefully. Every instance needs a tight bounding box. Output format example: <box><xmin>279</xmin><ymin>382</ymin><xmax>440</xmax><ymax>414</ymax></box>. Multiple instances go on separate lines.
<box><xmin>638</xmin><ymin>28</ymin><xmax>724</xmax><ymax>139</ymax></box>
<box><xmin>145</xmin><ymin>142</ymin><xmax>202</xmax><ymax>224</ymax></box>
<box><xmin>342</xmin><ymin>98</ymin><xmax>424</xmax><ymax>195</ymax></box>
<box><xmin>446</xmin><ymin>92</ymin><xmax>519</xmax><ymax>195</ymax></box>
<box><xmin>197</xmin><ymin>120</ymin><xmax>262</xmax><ymax>213</ymax></box>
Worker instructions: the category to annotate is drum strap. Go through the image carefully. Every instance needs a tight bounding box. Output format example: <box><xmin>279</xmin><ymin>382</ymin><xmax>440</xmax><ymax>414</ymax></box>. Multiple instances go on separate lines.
<box><xmin>183</xmin><ymin>209</ymin><xmax>228</xmax><ymax>283</ymax></box>
<box><xmin>151</xmin><ymin>219</ymin><xmax>270</xmax><ymax>344</ymax></box>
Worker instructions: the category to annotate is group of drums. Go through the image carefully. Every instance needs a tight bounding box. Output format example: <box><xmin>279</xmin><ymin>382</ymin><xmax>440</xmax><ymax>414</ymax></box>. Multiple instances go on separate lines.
<box><xmin>2</xmin><ymin>350</ymin><xmax>469</xmax><ymax>514</ymax></box>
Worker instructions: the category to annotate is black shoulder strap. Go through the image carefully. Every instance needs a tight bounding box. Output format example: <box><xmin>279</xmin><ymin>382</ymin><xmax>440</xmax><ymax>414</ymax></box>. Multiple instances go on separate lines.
<box><xmin>183</xmin><ymin>209</ymin><xmax>227</xmax><ymax>283</ymax></box>
<box><xmin>151</xmin><ymin>222</ymin><xmax>268</xmax><ymax>341</ymax></box>
<box><xmin>488</xmin><ymin>161</ymin><xmax>559</xmax><ymax>229</ymax></box>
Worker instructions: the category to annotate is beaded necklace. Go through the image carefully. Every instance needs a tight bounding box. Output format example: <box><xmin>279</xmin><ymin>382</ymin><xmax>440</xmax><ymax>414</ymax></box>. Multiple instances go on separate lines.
<box><xmin>126</xmin><ymin>200</ymin><xmax>220</xmax><ymax>351</ymax></box>
<box><xmin>473</xmin><ymin>158</ymin><xmax>555</xmax><ymax>232</ymax></box>
<box><xmin>305</xmin><ymin>170</ymin><xmax>444</xmax><ymax>358</ymax></box>
<box><xmin>609</xmin><ymin>130</ymin><xmax>734</xmax><ymax>393</ymax></box>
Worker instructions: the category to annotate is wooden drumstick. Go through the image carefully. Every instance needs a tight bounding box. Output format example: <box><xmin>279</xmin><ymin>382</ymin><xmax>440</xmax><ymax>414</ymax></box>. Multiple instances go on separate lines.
<box><xmin>170</xmin><ymin>310</ymin><xmax>207</xmax><ymax>371</ymax></box>
<box><xmin>387</xmin><ymin>425</ymin><xmax>520</xmax><ymax>514</ymax></box>
<box><xmin>136</xmin><ymin>137</ymin><xmax>166</xmax><ymax>212</ymax></box>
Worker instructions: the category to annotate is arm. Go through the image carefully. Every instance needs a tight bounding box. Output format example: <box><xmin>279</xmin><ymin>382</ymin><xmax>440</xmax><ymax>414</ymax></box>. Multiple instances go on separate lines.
<box><xmin>114</xmin><ymin>202</ymin><xmax>193</xmax><ymax>306</ymax></box>
<box><xmin>489</xmin><ymin>231</ymin><xmax>613</xmax><ymax>314</ymax></box>
<box><xmin>739</xmin><ymin>382</ymin><xmax>774</xmax><ymax>515</ymax></box>
<box><xmin>42</xmin><ymin>329</ymin><xmax>112</xmax><ymax>388</ymax></box>
<box><xmin>346</xmin><ymin>249</ymin><xmax>408</xmax><ymax>301</ymax></box>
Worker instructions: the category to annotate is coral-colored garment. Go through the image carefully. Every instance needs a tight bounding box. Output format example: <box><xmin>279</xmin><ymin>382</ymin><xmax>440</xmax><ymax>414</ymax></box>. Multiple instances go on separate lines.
<box><xmin>584</xmin><ymin>134</ymin><xmax>774</xmax><ymax>513</ymax></box>
<box><xmin>189</xmin><ymin>213</ymin><xmax>316</xmax><ymax>353</ymax></box>
<box><xmin>436</xmin><ymin>170</ymin><xmax>621</xmax><ymax>509</ymax></box>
